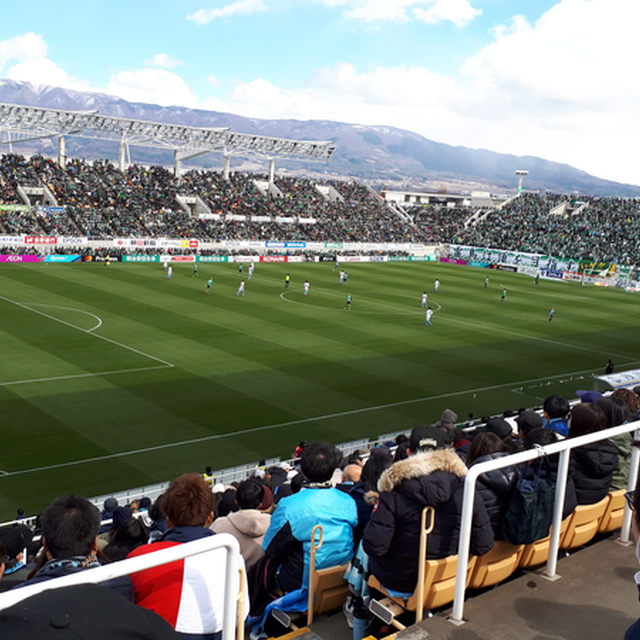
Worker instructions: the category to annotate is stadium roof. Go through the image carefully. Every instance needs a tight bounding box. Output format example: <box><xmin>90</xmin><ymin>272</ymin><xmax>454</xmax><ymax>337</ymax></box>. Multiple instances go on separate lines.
<box><xmin>0</xmin><ymin>102</ymin><xmax>336</xmax><ymax>163</ymax></box>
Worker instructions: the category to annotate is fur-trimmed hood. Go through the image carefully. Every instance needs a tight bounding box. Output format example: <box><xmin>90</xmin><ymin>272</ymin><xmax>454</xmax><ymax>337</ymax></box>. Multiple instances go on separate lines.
<box><xmin>377</xmin><ymin>449</ymin><xmax>467</xmax><ymax>493</ymax></box>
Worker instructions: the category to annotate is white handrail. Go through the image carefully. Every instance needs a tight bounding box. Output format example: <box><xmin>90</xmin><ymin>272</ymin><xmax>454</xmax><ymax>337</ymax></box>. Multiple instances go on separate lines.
<box><xmin>0</xmin><ymin>532</ymin><xmax>244</xmax><ymax>640</ymax></box>
<box><xmin>451</xmin><ymin>420</ymin><xmax>640</xmax><ymax>624</ymax></box>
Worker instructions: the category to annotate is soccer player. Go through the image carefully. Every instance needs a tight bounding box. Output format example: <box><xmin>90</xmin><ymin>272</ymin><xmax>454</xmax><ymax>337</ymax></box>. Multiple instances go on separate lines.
<box><xmin>192</xmin><ymin>263</ymin><xmax>198</xmax><ymax>277</ymax></box>
<box><xmin>535</xmin><ymin>272</ymin><xmax>540</xmax><ymax>285</ymax></box>
<box><xmin>425</xmin><ymin>306</ymin><xmax>433</xmax><ymax>325</ymax></box>
<box><xmin>345</xmin><ymin>294</ymin><xmax>352</xmax><ymax>310</ymax></box>
<box><xmin>284</xmin><ymin>273</ymin><xmax>291</xmax><ymax>288</ymax></box>
<box><xmin>434</xmin><ymin>279</ymin><xmax>440</xmax><ymax>293</ymax></box>
<box><xmin>501</xmin><ymin>287</ymin><xmax>506</xmax><ymax>303</ymax></box>
<box><xmin>339</xmin><ymin>270</ymin><xmax>346</xmax><ymax>284</ymax></box>
<box><xmin>484</xmin><ymin>276</ymin><xmax>489</xmax><ymax>288</ymax></box>
<box><xmin>343</xmin><ymin>272</ymin><xmax>349</xmax><ymax>284</ymax></box>
<box><xmin>303</xmin><ymin>280</ymin><xmax>310</xmax><ymax>295</ymax></box>
<box><xmin>238</xmin><ymin>263</ymin><xmax>244</xmax><ymax>275</ymax></box>
<box><xmin>548</xmin><ymin>307</ymin><xmax>555</xmax><ymax>322</ymax></box>
<box><xmin>166</xmin><ymin>265</ymin><xmax>173</xmax><ymax>279</ymax></box>
<box><xmin>248</xmin><ymin>264</ymin><xmax>254</xmax><ymax>279</ymax></box>
<box><xmin>236</xmin><ymin>280</ymin><xmax>246</xmax><ymax>296</ymax></box>
<box><xmin>205</xmin><ymin>278</ymin><xmax>213</xmax><ymax>294</ymax></box>
<box><xmin>421</xmin><ymin>292</ymin><xmax>428</xmax><ymax>308</ymax></box>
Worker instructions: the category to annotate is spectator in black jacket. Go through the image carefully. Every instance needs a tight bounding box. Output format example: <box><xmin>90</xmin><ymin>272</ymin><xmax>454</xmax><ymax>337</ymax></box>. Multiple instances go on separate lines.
<box><xmin>467</xmin><ymin>432</ymin><xmax>524</xmax><ymax>539</ymax></box>
<box><xmin>569</xmin><ymin>402</ymin><xmax>619</xmax><ymax>504</ymax></box>
<box><xmin>362</xmin><ymin>425</ymin><xmax>494</xmax><ymax>595</ymax></box>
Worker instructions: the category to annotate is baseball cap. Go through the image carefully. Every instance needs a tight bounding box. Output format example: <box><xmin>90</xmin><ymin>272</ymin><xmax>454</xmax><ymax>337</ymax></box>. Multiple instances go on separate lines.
<box><xmin>409</xmin><ymin>425</ymin><xmax>446</xmax><ymax>452</ymax></box>
<box><xmin>482</xmin><ymin>417</ymin><xmax>513</xmax><ymax>439</ymax></box>
<box><xmin>576</xmin><ymin>390</ymin><xmax>603</xmax><ymax>403</ymax></box>
<box><xmin>515</xmin><ymin>410</ymin><xmax>544</xmax><ymax>434</ymax></box>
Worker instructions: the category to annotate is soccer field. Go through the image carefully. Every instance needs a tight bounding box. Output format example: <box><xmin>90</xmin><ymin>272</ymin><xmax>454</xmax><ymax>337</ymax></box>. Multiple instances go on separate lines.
<box><xmin>0</xmin><ymin>260</ymin><xmax>638</xmax><ymax>519</ymax></box>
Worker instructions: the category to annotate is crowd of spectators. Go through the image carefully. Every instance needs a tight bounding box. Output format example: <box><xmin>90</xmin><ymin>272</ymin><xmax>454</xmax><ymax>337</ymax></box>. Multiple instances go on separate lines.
<box><xmin>453</xmin><ymin>192</ymin><xmax>640</xmax><ymax>264</ymax></box>
<box><xmin>3</xmin><ymin>153</ymin><xmax>640</xmax><ymax>264</ymax></box>
<box><xmin>0</xmin><ymin>154</ymin><xmax>424</xmax><ymax>244</ymax></box>
<box><xmin>1</xmin><ymin>387</ymin><xmax>637</xmax><ymax>639</ymax></box>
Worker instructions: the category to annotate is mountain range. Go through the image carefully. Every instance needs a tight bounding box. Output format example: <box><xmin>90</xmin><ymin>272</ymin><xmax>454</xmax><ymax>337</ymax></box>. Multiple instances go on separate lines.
<box><xmin>1</xmin><ymin>78</ymin><xmax>638</xmax><ymax>197</ymax></box>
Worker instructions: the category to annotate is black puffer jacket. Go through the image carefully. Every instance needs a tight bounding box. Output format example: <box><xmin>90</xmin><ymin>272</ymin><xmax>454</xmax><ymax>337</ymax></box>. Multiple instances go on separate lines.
<box><xmin>572</xmin><ymin>442</ymin><xmax>619</xmax><ymax>505</ymax></box>
<box><xmin>362</xmin><ymin>450</ymin><xmax>494</xmax><ymax>594</ymax></box>
<box><xmin>470</xmin><ymin>452</ymin><xmax>525</xmax><ymax>539</ymax></box>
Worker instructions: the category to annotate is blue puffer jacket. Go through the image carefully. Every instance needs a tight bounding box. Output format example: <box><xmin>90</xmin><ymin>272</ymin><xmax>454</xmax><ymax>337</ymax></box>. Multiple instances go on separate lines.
<box><xmin>262</xmin><ymin>486</ymin><xmax>358</xmax><ymax>593</ymax></box>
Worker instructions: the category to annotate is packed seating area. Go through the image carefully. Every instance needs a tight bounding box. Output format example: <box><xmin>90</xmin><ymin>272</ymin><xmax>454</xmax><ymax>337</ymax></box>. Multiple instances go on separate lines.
<box><xmin>453</xmin><ymin>192</ymin><xmax>640</xmax><ymax>263</ymax></box>
<box><xmin>3</xmin><ymin>154</ymin><xmax>640</xmax><ymax>266</ymax></box>
<box><xmin>1</xmin><ymin>388</ymin><xmax>637</xmax><ymax>640</ymax></box>
<box><xmin>0</xmin><ymin>154</ymin><xmax>431</xmax><ymax>244</ymax></box>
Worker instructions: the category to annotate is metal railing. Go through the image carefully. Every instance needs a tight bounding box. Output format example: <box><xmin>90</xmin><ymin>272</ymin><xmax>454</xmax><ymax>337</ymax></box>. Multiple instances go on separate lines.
<box><xmin>0</xmin><ymin>532</ymin><xmax>245</xmax><ymax>640</ymax></box>
<box><xmin>451</xmin><ymin>420</ymin><xmax>640</xmax><ymax>625</ymax></box>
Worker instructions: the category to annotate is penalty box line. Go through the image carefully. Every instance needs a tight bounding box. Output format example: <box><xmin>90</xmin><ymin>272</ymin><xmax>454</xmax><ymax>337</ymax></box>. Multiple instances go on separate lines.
<box><xmin>1</xmin><ymin>365</ymin><xmax>609</xmax><ymax>478</ymax></box>
<box><xmin>0</xmin><ymin>295</ymin><xmax>174</xmax><ymax>386</ymax></box>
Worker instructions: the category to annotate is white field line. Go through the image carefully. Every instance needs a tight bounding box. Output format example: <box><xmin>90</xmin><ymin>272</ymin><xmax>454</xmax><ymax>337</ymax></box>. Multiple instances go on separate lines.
<box><xmin>0</xmin><ymin>295</ymin><xmax>174</xmax><ymax>386</ymax></box>
<box><xmin>0</xmin><ymin>366</ymin><xmax>172</xmax><ymax>387</ymax></box>
<box><xmin>0</xmin><ymin>365</ymin><xmax>619</xmax><ymax>478</ymax></box>
<box><xmin>29</xmin><ymin>303</ymin><xmax>103</xmax><ymax>332</ymax></box>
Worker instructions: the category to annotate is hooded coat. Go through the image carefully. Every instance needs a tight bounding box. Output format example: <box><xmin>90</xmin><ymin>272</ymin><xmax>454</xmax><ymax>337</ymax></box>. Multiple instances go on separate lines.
<box><xmin>211</xmin><ymin>509</ymin><xmax>271</xmax><ymax>570</ymax></box>
<box><xmin>362</xmin><ymin>450</ymin><xmax>494</xmax><ymax>594</ymax></box>
<box><xmin>572</xmin><ymin>442</ymin><xmax>619</xmax><ymax>505</ymax></box>
<box><xmin>470</xmin><ymin>452</ymin><xmax>525</xmax><ymax>539</ymax></box>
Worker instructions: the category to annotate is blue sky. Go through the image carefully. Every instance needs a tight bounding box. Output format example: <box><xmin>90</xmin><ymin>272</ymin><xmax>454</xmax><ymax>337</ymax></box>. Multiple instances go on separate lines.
<box><xmin>1</xmin><ymin>0</ymin><xmax>638</xmax><ymax>186</ymax></box>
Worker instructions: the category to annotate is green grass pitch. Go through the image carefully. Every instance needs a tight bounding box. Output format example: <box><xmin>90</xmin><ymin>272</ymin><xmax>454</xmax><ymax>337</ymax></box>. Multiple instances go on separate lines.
<box><xmin>0</xmin><ymin>260</ymin><xmax>638</xmax><ymax>519</ymax></box>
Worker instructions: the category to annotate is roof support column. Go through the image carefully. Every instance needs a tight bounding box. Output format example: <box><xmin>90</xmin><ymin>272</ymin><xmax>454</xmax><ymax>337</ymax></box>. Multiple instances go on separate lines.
<box><xmin>268</xmin><ymin>158</ymin><xmax>275</xmax><ymax>185</ymax></box>
<box><xmin>57</xmin><ymin>135</ymin><xmax>66</xmax><ymax>169</ymax></box>
<box><xmin>119</xmin><ymin>134</ymin><xmax>128</xmax><ymax>171</ymax></box>
<box><xmin>223</xmin><ymin>154</ymin><xmax>231</xmax><ymax>181</ymax></box>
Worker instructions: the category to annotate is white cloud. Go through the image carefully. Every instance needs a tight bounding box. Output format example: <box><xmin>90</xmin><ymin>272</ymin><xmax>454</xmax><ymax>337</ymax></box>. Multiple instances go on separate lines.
<box><xmin>315</xmin><ymin>0</ymin><xmax>481</xmax><ymax>25</ymax></box>
<box><xmin>199</xmin><ymin>0</ymin><xmax>639</xmax><ymax>184</ymax></box>
<box><xmin>201</xmin><ymin>62</ymin><xmax>464</xmax><ymax>136</ymax></box>
<box><xmin>452</xmin><ymin>0</ymin><xmax>640</xmax><ymax>182</ymax></box>
<box><xmin>107</xmin><ymin>69</ymin><xmax>199</xmax><ymax>107</ymax></box>
<box><xmin>144</xmin><ymin>53</ymin><xmax>184</xmax><ymax>69</ymax></box>
<box><xmin>0</xmin><ymin>32</ymin><xmax>92</xmax><ymax>91</ymax></box>
<box><xmin>0</xmin><ymin>32</ymin><xmax>48</xmax><ymax>68</ymax></box>
<box><xmin>187</xmin><ymin>0</ymin><xmax>267</xmax><ymax>25</ymax></box>
<box><xmin>413</xmin><ymin>0</ymin><xmax>482</xmax><ymax>27</ymax></box>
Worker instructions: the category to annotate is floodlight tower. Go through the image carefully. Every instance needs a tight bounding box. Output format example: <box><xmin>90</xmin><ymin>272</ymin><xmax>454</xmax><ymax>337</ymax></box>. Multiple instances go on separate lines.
<box><xmin>515</xmin><ymin>170</ymin><xmax>529</xmax><ymax>193</ymax></box>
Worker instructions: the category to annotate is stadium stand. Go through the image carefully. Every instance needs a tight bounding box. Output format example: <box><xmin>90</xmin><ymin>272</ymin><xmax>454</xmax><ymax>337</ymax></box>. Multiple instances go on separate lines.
<box><xmin>3</xmin><ymin>153</ymin><xmax>640</xmax><ymax>267</ymax></box>
<box><xmin>3</xmin><ymin>149</ymin><xmax>640</xmax><ymax>638</ymax></box>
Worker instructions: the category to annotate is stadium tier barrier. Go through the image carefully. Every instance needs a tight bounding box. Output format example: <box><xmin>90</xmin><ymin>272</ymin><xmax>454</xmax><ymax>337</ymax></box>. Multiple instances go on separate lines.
<box><xmin>450</xmin><ymin>419</ymin><xmax>640</xmax><ymax>625</ymax></box>
<box><xmin>0</xmin><ymin>438</ymin><xmax>385</xmax><ymax>530</ymax></box>
<box><xmin>0</xmin><ymin>532</ymin><xmax>245</xmax><ymax>640</ymax></box>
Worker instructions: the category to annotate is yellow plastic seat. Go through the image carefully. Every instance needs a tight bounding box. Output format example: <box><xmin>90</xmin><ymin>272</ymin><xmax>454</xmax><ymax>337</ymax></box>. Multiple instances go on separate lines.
<box><xmin>468</xmin><ymin>540</ymin><xmax>524</xmax><ymax>589</ymax></box>
<box><xmin>598</xmin><ymin>489</ymin><xmax>627</xmax><ymax>534</ymax></box>
<box><xmin>560</xmin><ymin>496</ymin><xmax>609</xmax><ymax>550</ymax></box>
<box><xmin>518</xmin><ymin>516</ymin><xmax>570</xmax><ymax>569</ymax></box>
